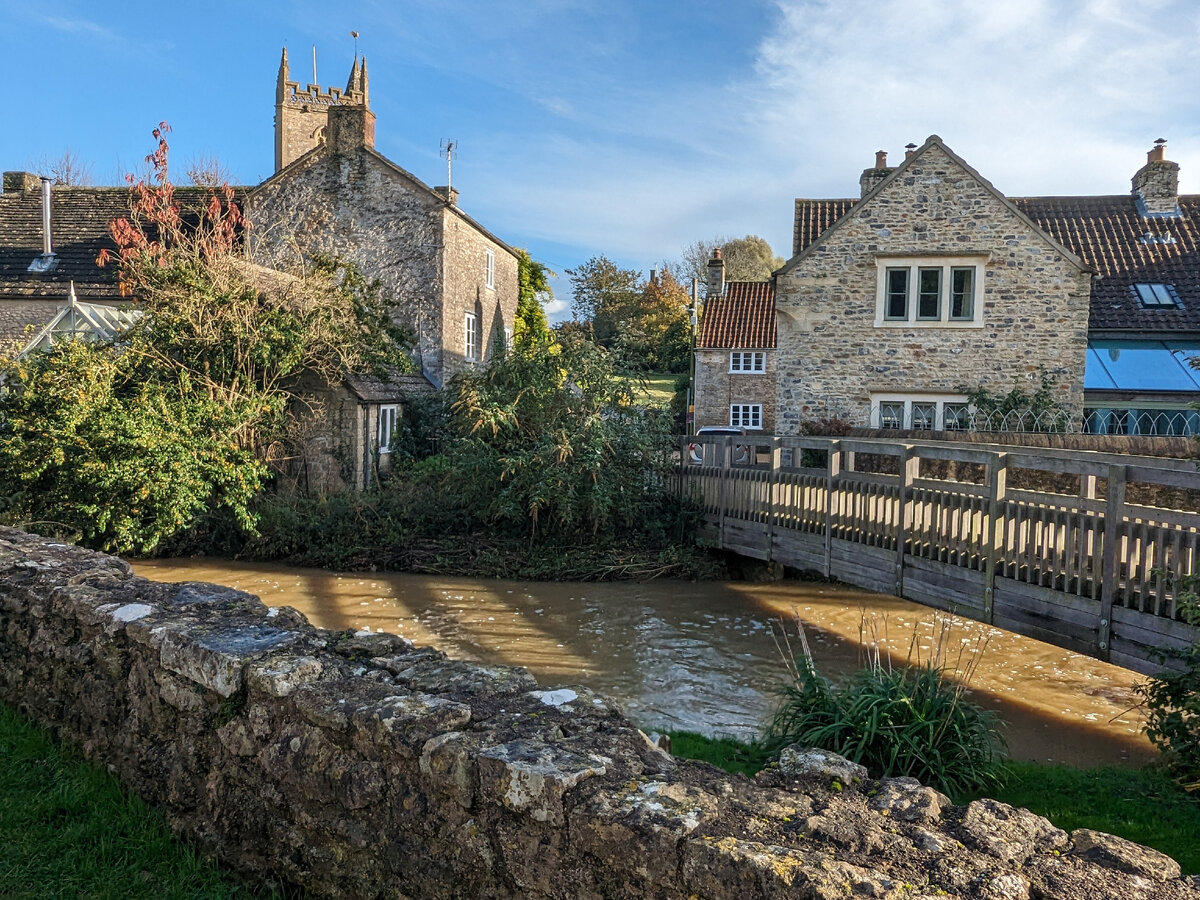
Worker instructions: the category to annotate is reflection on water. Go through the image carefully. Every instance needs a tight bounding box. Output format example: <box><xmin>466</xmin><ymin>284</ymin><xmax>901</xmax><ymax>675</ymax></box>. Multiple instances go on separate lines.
<box><xmin>132</xmin><ymin>559</ymin><xmax>1154</xmax><ymax>767</ymax></box>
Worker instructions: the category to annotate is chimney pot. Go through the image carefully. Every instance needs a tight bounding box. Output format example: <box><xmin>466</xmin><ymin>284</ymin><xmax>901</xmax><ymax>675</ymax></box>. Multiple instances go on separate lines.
<box><xmin>874</xmin><ymin>150</ymin><xmax>888</xmax><ymax>168</ymax></box>
<box><xmin>904</xmin><ymin>142</ymin><xmax>918</xmax><ymax>161</ymax></box>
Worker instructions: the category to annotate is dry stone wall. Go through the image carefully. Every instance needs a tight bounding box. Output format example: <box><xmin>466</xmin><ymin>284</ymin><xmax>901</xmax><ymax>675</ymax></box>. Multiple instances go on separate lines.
<box><xmin>0</xmin><ymin>527</ymin><xmax>1194</xmax><ymax>900</ymax></box>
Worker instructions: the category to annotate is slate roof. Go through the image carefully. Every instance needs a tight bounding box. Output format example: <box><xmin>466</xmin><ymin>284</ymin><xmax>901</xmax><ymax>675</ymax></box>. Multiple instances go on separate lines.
<box><xmin>344</xmin><ymin>371</ymin><xmax>436</xmax><ymax>402</ymax></box>
<box><xmin>0</xmin><ymin>185</ymin><xmax>246</xmax><ymax>300</ymax></box>
<box><xmin>791</xmin><ymin>193</ymin><xmax>1200</xmax><ymax>336</ymax></box>
<box><xmin>698</xmin><ymin>281</ymin><xmax>776</xmax><ymax>349</ymax></box>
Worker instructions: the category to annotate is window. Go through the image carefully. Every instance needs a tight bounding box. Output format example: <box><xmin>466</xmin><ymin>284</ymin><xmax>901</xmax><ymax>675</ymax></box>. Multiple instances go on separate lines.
<box><xmin>870</xmin><ymin>394</ymin><xmax>970</xmax><ymax>430</ymax></box>
<box><xmin>730</xmin><ymin>404</ymin><xmax>762</xmax><ymax>430</ymax></box>
<box><xmin>378</xmin><ymin>405</ymin><xmax>397</xmax><ymax>454</ymax></box>
<box><xmin>485</xmin><ymin>249</ymin><xmax>495</xmax><ymax>289</ymax></box>
<box><xmin>464</xmin><ymin>312</ymin><xmax>477</xmax><ymax>361</ymax></box>
<box><xmin>875</xmin><ymin>257</ymin><xmax>985</xmax><ymax>326</ymax></box>
<box><xmin>1132</xmin><ymin>283</ymin><xmax>1180</xmax><ymax>308</ymax></box>
<box><xmin>729</xmin><ymin>351</ymin><xmax>766</xmax><ymax>373</ymax></box>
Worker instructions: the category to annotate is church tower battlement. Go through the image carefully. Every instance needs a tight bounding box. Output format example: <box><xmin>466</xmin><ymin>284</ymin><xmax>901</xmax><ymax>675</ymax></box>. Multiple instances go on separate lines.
<box><xmin>274</xmin><ymin>47</ymin><xmax>370</xmax><ymax>172</ymax></box>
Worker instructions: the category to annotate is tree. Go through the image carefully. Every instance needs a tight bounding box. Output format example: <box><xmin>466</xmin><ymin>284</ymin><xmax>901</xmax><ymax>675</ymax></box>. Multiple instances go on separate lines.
<box><xmin>514</xmin><ymin>249</ymin><xmax>553</xmax><ymax>345</ymax></box>
<box><xmin>0</xmin><ymin>122</ymin><xmax>414</xmax><ymax>552</ymax></box>
<box><xmin>31</xmin><ymin>150</ymin><xmax>94</xmax><ymax>186</ymax></box>
<box><xmin>566</xmin><ymin>254</ymin><xmax>642</xmax><ymax>346</ymax></box>
<box><xmin>184</xmin><ymin>153</ymin><xmax>233</xmax><ymax>188</ymax></box>
<box><xmin>617</xmin><ymin>266</ymin><xmax>691</xmax><ymax>373</ymax></box>
<box><xmin>446</xmin><ymin>330</ymin><xmax>675</xmax><ymax>539</ymax></box>
<box><xmin>678</xmin><ymin>234</ymin><xmax>785</xmax><ymax>285</ymax></box>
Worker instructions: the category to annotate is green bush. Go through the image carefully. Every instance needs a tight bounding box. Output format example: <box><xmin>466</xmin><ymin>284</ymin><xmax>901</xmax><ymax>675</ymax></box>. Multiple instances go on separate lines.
<box><xmin>764</xmin><ymin>653</ymin><xmax>1006</xmax><ymax>795</ymax></box>
<box><xmin>1136</xmin><ymin>575</ymin><xmax>1200</xmax><ymax>788</ymax></box>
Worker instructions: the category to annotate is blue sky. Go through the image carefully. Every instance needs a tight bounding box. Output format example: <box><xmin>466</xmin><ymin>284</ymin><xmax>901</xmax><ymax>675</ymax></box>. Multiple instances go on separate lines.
<box><xmin>3</xmin><ymin>0</ymin><xmax>1200</xmax><ymax>319</ymax></box>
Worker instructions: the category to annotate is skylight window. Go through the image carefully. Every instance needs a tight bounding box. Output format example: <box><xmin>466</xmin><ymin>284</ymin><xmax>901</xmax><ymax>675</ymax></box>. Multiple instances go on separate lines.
<box><xmin>1133</xmin><ymin>283</ymin><xmax>1180</xmax><ymax>308</ymax></box>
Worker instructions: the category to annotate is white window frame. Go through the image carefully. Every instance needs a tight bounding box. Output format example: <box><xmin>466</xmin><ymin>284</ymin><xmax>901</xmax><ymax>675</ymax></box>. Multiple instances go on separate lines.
<box><xmin>464</xmin><ymin>312</ymin><xmax>478</xmax><ymax>361</ymax></box>
<box><xmin>485</xmin><ymin>249</ymin><xmax>495</xmax><ymax>290</ymax></box>
<box><xmin>729</xmin><ymin>403</ymin><xmax>763</xmax><ymax>430</ymax></box>
<box><xmin>378</xmin><ymin>405</ymin><xmax>398</xmax><ymax>454</ymax></box>
<box><xmin>875</xmin><ymin>256</ymin><xmax>985</xmax><ymax>327</ymax></box>
<box><xmin>729</xmin><ymin>351</ymin><xmax>766</xmax><ymax>373</ymax></box>
<box><xmin>870</xmin><ymin>393</ymin><xmax>970</xmax><ymax>431</ymax></box>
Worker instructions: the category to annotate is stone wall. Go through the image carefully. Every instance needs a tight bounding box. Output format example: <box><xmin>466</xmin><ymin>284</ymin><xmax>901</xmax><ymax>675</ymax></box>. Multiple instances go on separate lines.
<box><xmin>248</xmin><ymin>149</ymin><xmax>447</xmax><ymax>382</ymax></box>
<box><xmin>1</xmin><ymin>528</ymin><xmax>1194</xmax><ymax>899</ymax></box>
<box><xmin>693</xmin><ymin>348</ymin><xmax>777</xmax><ymax>432</ymax></box>
<box><xmin>0</xmin><ymin>298</ymin><xmax>58</xmax><ymax>353</ymax></box>
<box><xmin>439</xmin><ymin>208</ymin><xmax>519</xmax><ymax>382</ymax></box>
<box><xmin>776</xmin><ymin>141</ymin><xmax>1092</xmax><ymax>436</ymax></box>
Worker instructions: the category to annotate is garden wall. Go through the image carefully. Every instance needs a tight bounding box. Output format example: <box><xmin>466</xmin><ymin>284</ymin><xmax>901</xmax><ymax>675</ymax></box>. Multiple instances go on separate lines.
<box><xmin>0</xmin><ymin>527</ymin><xmax>1195</xmax><ymax>899</ymax></box>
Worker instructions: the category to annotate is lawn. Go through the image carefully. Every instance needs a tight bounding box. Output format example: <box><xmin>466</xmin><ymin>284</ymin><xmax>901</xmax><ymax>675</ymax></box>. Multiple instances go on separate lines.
<box><xmin>0</xmin><ymin>703</ymin><xmax>273</xmax><ymax>899</ymax></box>
<box><xmin>634</xmin><ymin>372</ymin><xmax>680</xmax><ymax>407</ymax></box>
<box><xmin>668</xmin><ymin>730</ymin><xmax>1200</xmax><ymax>875</ymax></box>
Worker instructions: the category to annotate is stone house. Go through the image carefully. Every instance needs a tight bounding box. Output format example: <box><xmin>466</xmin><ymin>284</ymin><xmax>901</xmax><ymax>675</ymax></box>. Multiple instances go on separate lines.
<box><xmin>773</xmin><ymin>135</ymin><xmax>1200</xmax><ymax>435</ymax></box>
<box><xmin>692</xmin><ymin>249</ymin><xmax>777</xmax><ymax>432</ymax></box>
<box><xmin>248</xmin><ymin>49</ymin><xmax>520</xmax><ymax>390</ymax></box>
<box><xmin>0</xmin><ymin>50</ymin><xmax>521</xmax><ymax>487</ymax></box>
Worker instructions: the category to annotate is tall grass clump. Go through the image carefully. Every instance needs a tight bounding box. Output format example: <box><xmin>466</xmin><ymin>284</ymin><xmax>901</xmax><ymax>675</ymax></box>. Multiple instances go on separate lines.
<box><xmin>763</xmin><ymin>614</ymin><xmax>1006</xmax><ymax>795</ymax></box>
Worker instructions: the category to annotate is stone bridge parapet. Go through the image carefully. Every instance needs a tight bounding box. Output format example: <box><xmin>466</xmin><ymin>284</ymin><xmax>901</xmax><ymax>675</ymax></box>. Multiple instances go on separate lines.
<box><xmin>0</xmin><ymin>528</ymin><xmax>1194</xmax><ymax>899</ymax></box>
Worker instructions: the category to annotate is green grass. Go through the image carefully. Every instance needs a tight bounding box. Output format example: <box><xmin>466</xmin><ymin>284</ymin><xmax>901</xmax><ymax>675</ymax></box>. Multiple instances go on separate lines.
<box><xmin>634</xmin><ymin>372</ymin><xmax>679</xmax><ymax>407</ymax></box>
<box><xmin>0</xmin><ymin>703</ymin><xmax>273</xmax><ymax>899</ymax></box>
<box><xmin>667</xmin><ymin>730</ymin><xmax>1200</xmax><ymax>875</ymax></box>
<box><xmin>973</xmin><ymin>761</ymin><xmax>1200</xmax><ymax>875</ymax></box>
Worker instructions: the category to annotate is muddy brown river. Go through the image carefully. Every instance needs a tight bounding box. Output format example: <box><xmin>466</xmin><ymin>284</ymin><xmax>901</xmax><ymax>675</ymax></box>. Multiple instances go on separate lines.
<box><xmin>132</xmin><ymin>560</ymin><xmax>1154</xmax><ymax>767</ymax></box>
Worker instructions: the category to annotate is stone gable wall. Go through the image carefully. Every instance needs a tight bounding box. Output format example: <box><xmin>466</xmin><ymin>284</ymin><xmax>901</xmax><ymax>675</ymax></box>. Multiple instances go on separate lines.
<box><xmin>1</xmin><ymin>528</ymin><xmax>1193</xmax><ymax>898</ymax></box>
<box><xmin>247</xmin><ymin>149</ymin><xmax>447</xmax><ymax>381</ymax></box>
<box><xmin>439</xmin><ymin>209</ymin><xmax>519</xmax><ymax>382</ymax></box>
<box><xmin>693</xmin><ymin>348</ymin><xmax>777</xmax><ymax>432</ymax></box>
<box><xmin>776</xmin><ymin>144</ymin><xmax>1092</xmax><ymax>435</ymax></box>
<box><xmin>0</xmin><ymin>298</ymin><xmax>58</xmax><ymax>353</ymax></box>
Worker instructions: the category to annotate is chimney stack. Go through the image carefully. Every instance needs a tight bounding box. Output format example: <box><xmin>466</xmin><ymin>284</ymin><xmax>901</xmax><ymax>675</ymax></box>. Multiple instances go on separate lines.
<box><xmin>706</xmin><ymin>247</ymin><xmax>725</xmax><ymax>300</ymax></box>
<box><xmin>859</xmin><ymin>149</ymin><xmax>895</xmax><ymax>197</ymax></box>
<box><xmin>327</xmin><ymin>103</ymin><xmax>376</xmax><ymax>155</ymax></box>
<box><xmin>434</xmin><ymin>185</ymin><xmax>458</xmax><ymax>206</ymax></box>
<box><xmin>904</xmin><ymin>142</ymin><xmax>918</xmax><ymax>161</ymax></box>
<box><xmin>1132</xmin><ymin>138</ymin><xmax>1180</xmax><ymax>217</ymax></box>
<box><xmin>3</xmin><ymin>171</ymin><xmax>40</xmax><ymax>194</ymax></box>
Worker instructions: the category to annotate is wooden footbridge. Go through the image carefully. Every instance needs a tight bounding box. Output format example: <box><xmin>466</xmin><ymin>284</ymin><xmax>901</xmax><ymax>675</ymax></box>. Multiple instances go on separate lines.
<box><xmin>680</xmin><ymin>436</ymin><xmax>1200</xmax><ymax>674</ymax></box>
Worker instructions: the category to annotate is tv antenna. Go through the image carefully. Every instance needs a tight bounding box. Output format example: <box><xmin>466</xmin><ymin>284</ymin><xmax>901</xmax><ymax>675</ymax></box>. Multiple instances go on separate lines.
<box><xmin>440</xmin><ymin>139</ymin><xmax>457</xmax><ymax>193</ymax></box>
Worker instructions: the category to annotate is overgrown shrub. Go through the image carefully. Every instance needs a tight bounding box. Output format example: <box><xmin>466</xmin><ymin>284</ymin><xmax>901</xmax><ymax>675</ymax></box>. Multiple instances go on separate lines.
<box><xmin>763</xmin><ymin>620</ymin><xmax>1006</xmax><ymax>794</ymax></box>
<box><xmin>1137</xmin><ymin>575</ymin><xmax>1200</xmax><ymax>789</ymax></box>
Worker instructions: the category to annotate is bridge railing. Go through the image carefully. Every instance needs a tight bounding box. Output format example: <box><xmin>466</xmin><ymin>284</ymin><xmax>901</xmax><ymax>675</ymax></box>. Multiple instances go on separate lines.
<box><xmin>678</xmin><ymin>434</ymin><xmax>1200</xmax><ymax>674</ymax></box>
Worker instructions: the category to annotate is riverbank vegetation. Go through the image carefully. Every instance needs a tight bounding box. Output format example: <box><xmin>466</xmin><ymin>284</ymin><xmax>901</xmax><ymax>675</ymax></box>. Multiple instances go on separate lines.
<box><xmin>667</xmin><ymin>730</ymin><xmax>1200</xmax><ymax>875</ymax></box>
<box><xmin>165</xmin><ymin>330</ymin><xmax>717</xmax><ymax>580</ymax></box>
<box><xmin>0</xmin><ymin>703</ymin><xmax>275</xmax><ymax>898</ymax></box>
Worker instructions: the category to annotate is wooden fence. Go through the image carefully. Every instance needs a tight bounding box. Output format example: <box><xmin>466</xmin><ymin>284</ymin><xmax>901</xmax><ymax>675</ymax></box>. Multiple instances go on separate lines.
<box><xmin>680</xmin><ymin>436</ymin><xmax>1200</xmax><ymax>675</ymax></box>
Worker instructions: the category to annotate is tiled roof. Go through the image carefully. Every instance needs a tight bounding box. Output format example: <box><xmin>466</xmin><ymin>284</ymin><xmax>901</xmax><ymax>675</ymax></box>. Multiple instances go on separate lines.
<box><xmin>793</xmin><ymin>198</ymin><xmax>855</xmax><ymax>256</ymax></box>
<box><xmin>792</xmin><ymin>193</ymin><xmax>1200</xmax><ymax>335</ymax></box>
<box><xmin>0</xmin><ymin>186</ymin><xmax>246</xmax><ymax>300</ymax></box>
<box><xmin>1012</xmin><ymin>195</ymin><xmax>1200</xmax><ymax>334</ymax></box>
<box><xmin>344</xmin><ymin>371</ymin><xmax>436</xmax><ymax>402</ymax></box>
<box><xmin>699</xmin><ymin>281</ymin><xmax>776</xmax><ymax>349</ymax></box>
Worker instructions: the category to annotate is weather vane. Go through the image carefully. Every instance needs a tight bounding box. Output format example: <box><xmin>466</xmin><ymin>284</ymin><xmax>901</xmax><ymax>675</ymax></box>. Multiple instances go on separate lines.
<box><xmin>351</xmin><ymin>30</ymin><xmax>359</xmax><ymax>58</ymax></box>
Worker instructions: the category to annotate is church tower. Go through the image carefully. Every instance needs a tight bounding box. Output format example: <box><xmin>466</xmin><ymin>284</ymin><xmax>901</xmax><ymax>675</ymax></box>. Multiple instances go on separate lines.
<box><xmin>274</xmin><ymin>47</ymin><xmax>371</xmax><ymax>172</ymax></box>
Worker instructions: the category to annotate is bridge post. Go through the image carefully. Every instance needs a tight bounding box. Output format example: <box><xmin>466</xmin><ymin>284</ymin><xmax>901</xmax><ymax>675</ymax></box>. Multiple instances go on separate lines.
<box><xmin>766</xmin><ymin>438</ymin><xmax>782</xmax><ymax>562</ymax></box>
<box><xmin>983</xmin><ymin>452</ymin><xmax>1009</xmax><ymax>624</ymax></box>
<box><xmin>894</xmin><ymin>446</ymin><xmax>918</xmax><ymax>596</ymax></box>
<box><xmin>1099</xmin><ymin>464</ymin><xmax>1126</xmax><ymax>661</ymax></box>
<box><xmin>718</xmin><ymin>439</ymin><xmax>732</xmax><ymax>548</ymax></box>
<box><xmin>824</xmin><ymin>440</ymin><xmax>841</xmax><ymax>578</ymax></box>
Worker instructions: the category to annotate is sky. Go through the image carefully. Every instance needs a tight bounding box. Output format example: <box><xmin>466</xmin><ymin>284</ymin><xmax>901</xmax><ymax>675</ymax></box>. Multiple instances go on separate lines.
<box><xmin>2</xmin><ymin>0</ymin><xmax>1200</xmax><ymax>320</ymax></box>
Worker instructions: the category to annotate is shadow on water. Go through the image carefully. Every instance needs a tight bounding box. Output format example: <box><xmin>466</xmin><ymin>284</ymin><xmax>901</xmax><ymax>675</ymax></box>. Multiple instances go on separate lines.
<box><xmin>132</xmin><ymin>559</ymin><xmax>1155</xmax><ymax>767</ymax></box>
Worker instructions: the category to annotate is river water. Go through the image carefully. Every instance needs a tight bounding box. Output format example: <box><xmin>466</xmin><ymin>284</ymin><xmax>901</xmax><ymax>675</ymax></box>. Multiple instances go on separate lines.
<box><xmin>131</xmin><ymin>559</ymin><xmax>1154</xmax><ymax>767</ymax></box>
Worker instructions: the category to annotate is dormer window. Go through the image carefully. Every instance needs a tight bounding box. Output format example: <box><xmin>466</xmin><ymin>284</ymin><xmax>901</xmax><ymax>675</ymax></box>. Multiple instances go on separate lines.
<box><xmin>1132</xmin><ymin>283</ymin><xmax>1180</xmax><ymax>308</ymax></box>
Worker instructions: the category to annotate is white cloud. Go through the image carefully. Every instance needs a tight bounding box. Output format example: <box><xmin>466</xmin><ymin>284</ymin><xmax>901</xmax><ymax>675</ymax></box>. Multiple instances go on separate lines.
<box><xmin>748</xmin><ymin>0</ymin><xmax>1200</xmax><ymax>197</ymax></box>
